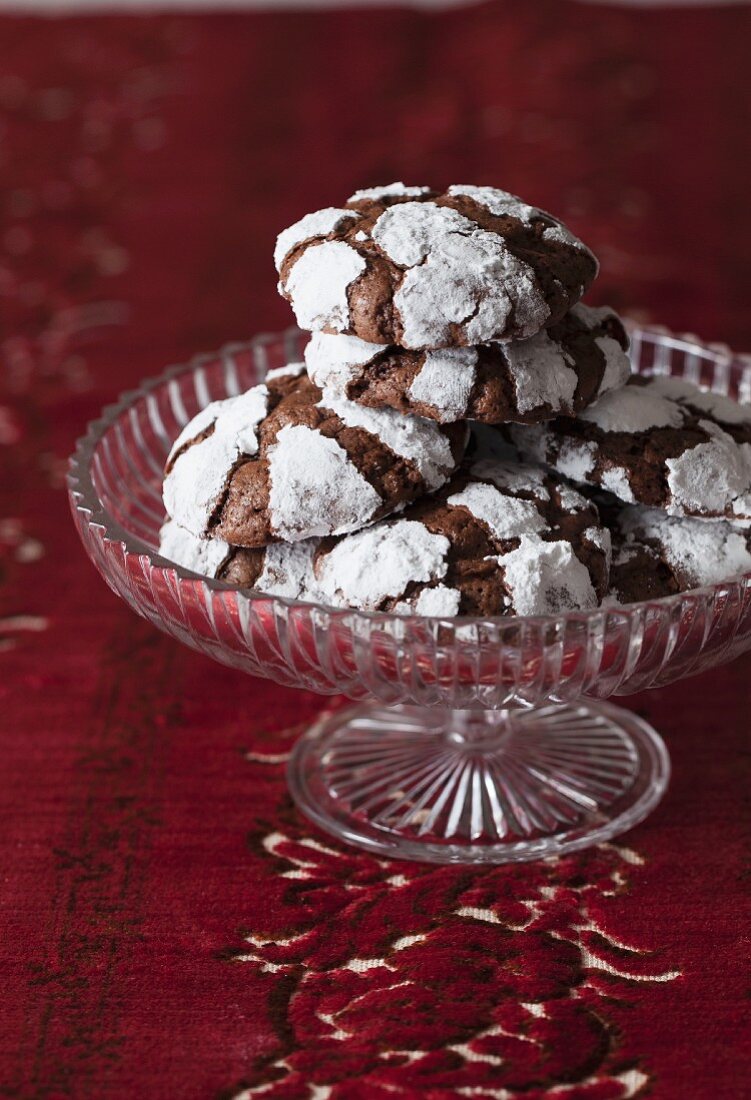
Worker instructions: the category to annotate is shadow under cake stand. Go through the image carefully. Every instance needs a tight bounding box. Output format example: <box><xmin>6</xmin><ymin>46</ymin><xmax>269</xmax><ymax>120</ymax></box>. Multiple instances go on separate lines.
<box><xmin>68</xmin><ymin>326</ymin><xmax>751</xmax><ymax>864</ymax></box>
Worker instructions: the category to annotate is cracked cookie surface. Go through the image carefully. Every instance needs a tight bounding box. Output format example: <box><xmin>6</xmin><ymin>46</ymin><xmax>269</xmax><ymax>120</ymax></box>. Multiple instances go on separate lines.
<box><xmin>508</xmin><ymin>375</ymin><xmax>751</xmax><ymax>520</ymax></box>
<box><xmin>275</xmin><ymin>183</ymin><xmax>598</xmax><ymax>350</ymax></box>
<box><xmin>305</xmin><ymin>303</ymin><xmax>630</xmax><ymax>425</ymax></box>
<box><xmin>603</xmin><ymin>500</ymin><xmax>751</xmax><ymax>603</ymax></box>
<box><xmin>163</xmin><ymin>363</ymin><xmax>467</xmax><ymax>547</ymax></box>
<box><xmin>161</xmin><ymin>453</ymin><xmax>611</xmax><ymax>618</ymax></box>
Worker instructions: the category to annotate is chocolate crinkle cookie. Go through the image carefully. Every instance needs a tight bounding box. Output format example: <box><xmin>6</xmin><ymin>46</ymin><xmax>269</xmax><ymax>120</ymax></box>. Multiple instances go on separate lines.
<box><xmin>508</xmin><ymin>375</ymin><xmax>751</xmax><ymax>520</ymax></box>
<box><xmin>163</xmin><ymin>363</ymin><xmax>467</xmax><ymax>547</ymax></box>
<box><xmin>604</xmin><ymin>502</ymin><xmax>751</xmax><ymax>604</ymax></box>
<box><xmin>275</xmin><ymin>183</ymin><xmax>598</xmax><ymax>350</ymax></box>
<box><xmin>160</xmin><ymin>455</ymin><xmax>611</xmax><ymax>618</ymax></box>
<box><xmin>159</xmin><ymin>518</ymin><xmax>318</xmax><ymax>598</ymax></box>
<box><xmin>305</xmin><ymin>303</ymin><xmax>630</xmax><ymax>425</ymax></box>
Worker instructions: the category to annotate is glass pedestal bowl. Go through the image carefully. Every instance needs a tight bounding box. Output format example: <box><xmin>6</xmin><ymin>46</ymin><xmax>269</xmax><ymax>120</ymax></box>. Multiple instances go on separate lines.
<box><xmin>68</xmin><ymin>326</ymin><xmax>751</xmax><ymax>864</ymax></box>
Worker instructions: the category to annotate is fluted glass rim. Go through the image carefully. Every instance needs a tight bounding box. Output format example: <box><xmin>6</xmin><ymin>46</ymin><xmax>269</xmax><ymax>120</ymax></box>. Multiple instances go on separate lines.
<box><xmin>67</xmin><ymin>323</ymin><xmax>751</xmax><ymax>632</ymax></box>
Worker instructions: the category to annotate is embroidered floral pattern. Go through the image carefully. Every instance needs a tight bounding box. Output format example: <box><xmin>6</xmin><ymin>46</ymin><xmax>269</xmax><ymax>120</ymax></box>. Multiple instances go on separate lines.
<box><xmin>229</xmin><ymin>809</ymin><xmax>679</xmax><ymax>1098</ymax></box>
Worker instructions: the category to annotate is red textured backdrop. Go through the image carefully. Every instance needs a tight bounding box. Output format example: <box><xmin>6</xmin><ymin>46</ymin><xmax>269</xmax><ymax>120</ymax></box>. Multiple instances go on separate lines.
<box><xmin>2</xmin><ymin>4</ymin><xmax>751</xmax><ymax>1097</ymax></box>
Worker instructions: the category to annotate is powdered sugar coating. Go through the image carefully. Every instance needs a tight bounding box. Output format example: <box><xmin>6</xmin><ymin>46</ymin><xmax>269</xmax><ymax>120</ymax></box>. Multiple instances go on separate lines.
<box><xmin>505</xmin><ymin>328</ymin><xmax>578</xmax><ymax>414</ymax></box>
<box><xmin>579</xmin><ymin>384</ymin><xmax>683</xmax><ymax>433</ymax></box>
<box><xmin>284</xmin><ymin>240</ymin><xmax>366</xmax><ymax>332</ymax></box>
<box><xmin>267</xmin><ymin>423</ymin><xmax>382</xmax><ymax>540</ymax></box>
<box><xmin>555</xmin><ymin>440</ymin><xmax>597</xmax><ymax>482</ymax></box>
<box><xmin>158</xmin><ymin>518</ymin><xmax>232</xmax><ymax>576</ymax></box>
<box><xmin>645</xmin><ymin>376</ymin><xmax>698</xmax><ymax>401</ymax></box>
<box><xmin>265</xmin><ymin>361</ymin><xmax>306</xmax><ymax>381</ymax></box>
<box><xmin>557</xmin><ymin>483</ymin><xmax>594</xmax><ymax>513</ymax></box>
<box><xmin>321</xmin><ymin>391</ymin><xmax>460</xmax><ymax>491</ymax></box>
<box><xmin>372</xmin><ymin>202</ymin><xmax>475</xmax><ymax>266</ymax></box>
<box><xmin>648</xmin><ymin>374</ymin><xmax>751</xmax><ymax>427</ymax></box>
<box><xmin>274</xmin><ymin>207</ymin><xmax>359</xmax><ymax>269</ymax></box>
<box><xmin>584</xmin><ymin>525</ymin><xmax>613</xmax><ymax>566</ymax></box>
<box><xmin>448</xmin><ymin>482</ymin><xmax>546</xmax><ymax>540</ymax></box>
<box><xmin>442</xmin><ymin>464</ymin><xmax>603</xmax><ymax>614</ymax></box>
<box><xmin>162</xmin><ymin>448</ymin><xmax>608</xmax><ymax>617</ymax></box>
<box><xmin>314</xmin><ymin>519</ymin><xmax>451</xmax><ymax>611</ymax></box>
<box><xmin>688</xmin><ymin>391</ymin><xmax>751</xmax><ymax>426</ymax></box>
<box><xmin>449</xmin><ymin>186</ymin><xmax>596</xmax><ymax>270</ymax></box>
<box><xmin>164</xmin><ymin>385</ymin><xmax>270</xmax><ymax>536</ymax></box>
<box><xmin>303</xmin><ymin>451</ymin><xmax>609</xmax><ymax>616</ymax></box>
<box><xmin>407</xmin><ymin>347</ymin><xmax>478</xmax><ymax>422</ymax></box>
<box><xmin>665</xmin><ymin>424</ymin><xmax>751</xmax><ymax>517</ymax></box>
<box><xmin>601</xmin><ymin>467</ymin><xmax>635</xmax><ymax>503</ymax></box>
<box><xmin>498</xmin><ymin>535</ymin><xmax>597</xmax><ymax>616</ymax></box>
<box><xmin>304</xmin><ymin>304</ymin><xmax>629</xmax><ymax>427</ymax></box>
<box><xmin>157</xmin><ymin>520</ymin><xmax>319</xmax><ymax>599</ymax></box>
<box><xmin>384</xmin><ymin>204</ymin><xmax>547</xmax><ymax>348</ymax></box>
<box><xmin>565</xmin><ymin>304</ymin><xmax>633</xmax><ymax>397</ymax></box>
<box><xmin>164</xmin><ymin>369</ymin><xmax>465</xmax><ymax>549</ymax></box>
<box><xmin>408</xmin><ymin>585</ymin><xmax>462</xmax><ymax>617</ymax></box>
<box><xmin>597</xmin><ymin>337</ymin><xmax>631</xmax><ymax>392</ymax></box>
<box><xmin>167</xmin><ymin>402</ymin><xmax>219</xmax><ymax>461</ymax></box>
<box><xmin>305</xmin><ymin>332</ymin><xmax>381</xmax><ymax>392</ymax></box>
<box><xmin>349</xmin><ymin>183</ymin><xmax>431</xmax><ymax>202</ymax></box>
<box><xmin>447</xmin><ymin>184</ymin><xmax>539</xmax><ymax>223</ymax></box>
<box><xmin>469</xmin><ymin>457</ymin><xmax>548</xmax><ymax>498</ymax></box>
<box><xmin>255</xmin><ymin>539</ymin><xmax>319</xmax><ymax>599</ymax></box>
<box><xmin>617</xmin><ymin>506</ymin><xmax>751</xmax><ymax>588</ymax></box>
<box><xmin>542</xmin><ymin>225</ymin><xmax>598</xmax><ymax>269</ymax></box>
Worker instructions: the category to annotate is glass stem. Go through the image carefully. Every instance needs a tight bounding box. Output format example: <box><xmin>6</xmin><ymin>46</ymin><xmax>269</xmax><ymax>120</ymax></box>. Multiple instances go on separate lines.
<box><xmin>448</xmin><ymin>708</ymin><xmax>516</xmax><ymax>750</ymax></box>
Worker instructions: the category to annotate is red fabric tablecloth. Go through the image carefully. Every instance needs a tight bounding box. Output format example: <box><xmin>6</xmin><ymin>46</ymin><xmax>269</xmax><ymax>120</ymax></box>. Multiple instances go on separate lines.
<box><xmin>2</xmin><ymin>4</ymin><xmax>751</xmax><ymax>1097</ymax></box>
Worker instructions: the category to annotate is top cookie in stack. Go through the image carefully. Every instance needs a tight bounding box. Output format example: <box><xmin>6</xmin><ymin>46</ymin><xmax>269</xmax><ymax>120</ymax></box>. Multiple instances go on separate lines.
<box><xmin>276</xmin><ymin>182</ymin><xmax>598</xmax><ymax>348</ymax></box>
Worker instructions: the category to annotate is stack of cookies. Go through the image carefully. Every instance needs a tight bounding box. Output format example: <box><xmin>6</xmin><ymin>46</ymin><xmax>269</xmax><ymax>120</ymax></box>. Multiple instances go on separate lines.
<box><xmin>160</xmin><ymin>183</ymin><xmax>751</xmax><ymax>614</ymax></box>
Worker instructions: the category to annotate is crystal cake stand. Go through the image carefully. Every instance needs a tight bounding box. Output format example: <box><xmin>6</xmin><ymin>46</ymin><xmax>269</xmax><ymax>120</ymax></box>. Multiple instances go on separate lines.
<box><xmin>68</xmin><ymin>326</ymin><xmax>751</xmax><ymax>863</ymax></box>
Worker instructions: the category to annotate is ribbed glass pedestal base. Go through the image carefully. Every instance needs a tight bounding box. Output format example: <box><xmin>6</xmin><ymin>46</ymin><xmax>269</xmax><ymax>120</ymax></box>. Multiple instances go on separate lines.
<box><xmin>288</xmin><ymin>702</ymin><xmax>670</xmax><ymax>864</ymax></box>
